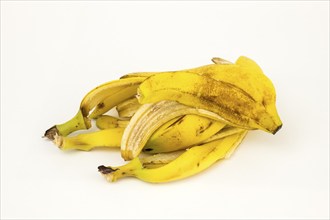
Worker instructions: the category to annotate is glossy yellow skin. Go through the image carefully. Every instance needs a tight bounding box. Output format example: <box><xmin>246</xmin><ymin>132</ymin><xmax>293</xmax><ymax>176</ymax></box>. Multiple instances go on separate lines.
<box><xmin>123</xmin><ymin>56</ymin><xmax>282</xmax><ymax>133</ymax></box>
<box><xmin>138</xmin><ymin>71</ymin><xmax>281</xmax><ymax>134</ymax></box>
<box><xmin>144</xmin><ymin>114</ymin><xmax>225</xmax><ymax>153</ymax></box>
<box><xmin>100</xmin><ymin>131</ymin><xmax>247</xmax><ymax>183</ymax></box>
<box><xmin>121</xmin><ymin>101</ymin><xmax>228</xmax><ymax>160</ymax></box>
<box><xmin>55</xmin><ymin>128</ymin><xmax>125</xmax><ymax>151</ymax></box>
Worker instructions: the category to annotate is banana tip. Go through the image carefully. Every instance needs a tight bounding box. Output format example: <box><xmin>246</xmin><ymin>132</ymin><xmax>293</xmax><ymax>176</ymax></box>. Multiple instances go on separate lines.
<box><xmin>272</xmin><ymin>124</ymin><xmax>282</xmax><ymax>135</ymax></box>
<box><xmin>98</xmin><ymin>165</ymin><xmax>117</xmax><ymax>174</ymax></box>
<box><xmin>44</xmin><ymin>126</ymin><xmax>59</xmax><ymax>140</ymax></box>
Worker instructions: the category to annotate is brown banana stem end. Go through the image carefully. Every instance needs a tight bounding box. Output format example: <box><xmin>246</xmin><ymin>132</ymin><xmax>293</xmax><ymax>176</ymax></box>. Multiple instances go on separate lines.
<box><xmin>43</xmin><ymin>125</ymin><xmax>59</xmax><ymax>140</ymax></box>
<box><xmin>98</xmin><ymin>165</ymin><xmax>118</xmax><ymax>174</ymax></box>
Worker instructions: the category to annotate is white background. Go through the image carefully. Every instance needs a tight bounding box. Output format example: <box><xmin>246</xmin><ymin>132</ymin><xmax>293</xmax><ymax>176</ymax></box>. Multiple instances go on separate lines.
<box><xmin>1</xmin><ymin>1</ymin><xmax>329</xmax><ymax>219</ymax></box>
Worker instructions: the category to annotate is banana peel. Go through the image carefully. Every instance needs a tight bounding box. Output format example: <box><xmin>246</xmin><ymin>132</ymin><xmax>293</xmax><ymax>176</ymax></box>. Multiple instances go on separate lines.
<box><xmin>44</xmin><ymin>56</ymin><xmax>282</xmax><ymax>183</ymax></box>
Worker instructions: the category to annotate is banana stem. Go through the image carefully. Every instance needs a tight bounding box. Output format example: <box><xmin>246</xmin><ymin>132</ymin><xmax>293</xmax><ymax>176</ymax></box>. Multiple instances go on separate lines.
<box><xmin>44</xmin><ymin>110</ymin><xmax>91</xmax><ymax>140</ymax></box>
<box><xmin>98</xmin><ymin>158</ymin><xmax>143</xmax><ymax>182</ymax></box>
<box><xmin>211</xmin><ymin>57</ymin><xmax>233</xmax><ymax>65</ymax></box>
<box><xmin>54</xmin><ymin>128</ymin><xmax>124</xmax><ymax>151</ymax></box>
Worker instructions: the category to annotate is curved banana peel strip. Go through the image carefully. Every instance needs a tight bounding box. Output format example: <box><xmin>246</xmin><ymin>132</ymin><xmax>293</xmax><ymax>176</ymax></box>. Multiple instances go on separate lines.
<box><xmin>99</xmin><ymin>131</ymin><xmax>247</xmax><ymax>183</ymax></box>
<box><xmin>120</xmin><ymin>56</ymin><xmax>276</xmax><ymax>113</ymax></box>
<box><xmin>137</xmin><ymin>71</ymin><xmax>282</xmax><ymax>134</ymax></box>
<box><xmin>44</xmin><ymin>77</ymin><xmax>145</xmax><ymax>140</ymax></box>
<box><xmin>121</xmin><ymin>100</ymin><xmax>227</xmax><ymax>160</ymax></box>
<box><xmin>88</xmin><ymin>86</ymin><xmax>138</xmax><ymax>119</ymax></box>
<box><xmin>121</xmin><ymin>56</ymin><xmax>282</xmax><ymax>134</ymax></box>
<box><xmin>119</xmin><ymin>57</ymin><xmax>242</xmax><ymax>81</ymax></box>
<box><xmin>81</xmin><ymin>77</ymin><xmax>145</xmax><ymax>117</ymax></box>
<box><xmin>119</xmin><ymin>57</ymin><xmax>234</xmax><ymax>79</ymax></box>
<box><xmin>140</xmin><ymin>126</ymin><xmax>244</xmax><ymax>169</ymax></box>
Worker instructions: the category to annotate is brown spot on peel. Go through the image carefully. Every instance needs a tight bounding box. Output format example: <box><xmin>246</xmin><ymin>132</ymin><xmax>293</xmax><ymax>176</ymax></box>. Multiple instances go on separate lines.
<box><xmin>97</xmin><ymin>102</ymin><xmax>105</xmax><ymax>109</ymax></box>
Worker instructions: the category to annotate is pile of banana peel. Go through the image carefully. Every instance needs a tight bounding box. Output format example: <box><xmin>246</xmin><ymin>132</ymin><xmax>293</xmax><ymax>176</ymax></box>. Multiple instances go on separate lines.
<box><xmin>44</xmin><ymin>56</ymin><xmax>282</xmax><ymax>183</ymax></box>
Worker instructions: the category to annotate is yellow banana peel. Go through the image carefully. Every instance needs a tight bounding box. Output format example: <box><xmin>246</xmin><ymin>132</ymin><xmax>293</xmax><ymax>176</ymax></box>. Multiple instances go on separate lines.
<box><xmin>44</xmin><ymin>56</ymin><xmax>282</xmax><ymax>183</ymax></box>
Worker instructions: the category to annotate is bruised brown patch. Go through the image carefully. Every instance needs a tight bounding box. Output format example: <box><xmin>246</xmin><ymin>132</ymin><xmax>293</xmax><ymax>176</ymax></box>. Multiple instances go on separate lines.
<box><xmin>97</xmin><ymin>102</ymin><xmax>105</xmax><ymax>109</ymax></box>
